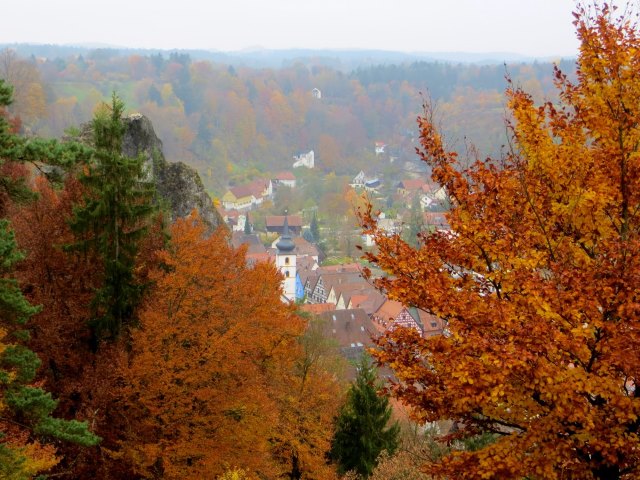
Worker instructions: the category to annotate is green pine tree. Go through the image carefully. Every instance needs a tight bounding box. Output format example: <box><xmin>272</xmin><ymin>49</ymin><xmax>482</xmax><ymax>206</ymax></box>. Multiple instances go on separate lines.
<box><xmin>243</xmin><ymin>214</ymin><xmax>251</xmax><ymax>234</ymax></box>
<box><xmin>310</xmin><ymin>212</ymin><xmax>320</xmax><ymax>243</ymax></box>
<box><xmin>68</xmin><ymin>93</ymin><xmax>156</xmax><ymax>341</ymax></box>
<box><xmin>331</xmin><ymin>356</ymin><xmax>400</xmax><ymax>477</ymax></box>
<box><xmin>0</xmin><ymin>80</ymin><xmax>91</xmax><ymax>199</ymax></box>
<box><xmin>0</xmin><ymin>81</ymin><xmax>99</xmax><ymax>477</ymax></box>
<box><xmin>404</xmin><ymin>194</ymin><xmax>424</xmax><ymax>248</ymax></box>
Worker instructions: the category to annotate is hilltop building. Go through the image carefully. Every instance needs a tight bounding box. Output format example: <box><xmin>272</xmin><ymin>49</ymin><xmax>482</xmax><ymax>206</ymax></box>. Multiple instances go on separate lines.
<box><xmin>293</xmin><ymin>150</ymin><xmax>314</xmax><ymax>169</ymax></box>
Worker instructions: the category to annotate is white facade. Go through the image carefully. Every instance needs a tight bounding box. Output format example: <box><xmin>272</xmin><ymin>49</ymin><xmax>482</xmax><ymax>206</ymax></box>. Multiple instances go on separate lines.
<box><xmin>276</xmin><ymin>251</ymin><xmax>297</xmax><ymax>301</ymax></box>
<box><xmin>293</xmin><ymin>150</ymin><xmax>315</xmax><ymax>169</ymax></box>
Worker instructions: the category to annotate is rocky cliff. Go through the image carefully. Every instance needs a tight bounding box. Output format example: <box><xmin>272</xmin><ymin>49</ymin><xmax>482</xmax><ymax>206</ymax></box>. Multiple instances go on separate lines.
<box><xmin>92</xmin><ymin>113</ymin><xmax>224</xmax><ymax>231</ymax></box>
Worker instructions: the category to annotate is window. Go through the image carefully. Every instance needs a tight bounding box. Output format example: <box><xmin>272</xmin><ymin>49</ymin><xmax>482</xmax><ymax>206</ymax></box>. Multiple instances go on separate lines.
<box><xmin>285</xmin><ymin>257</ymin><xmax>290</xmax><ymax>265</ymax></box>
<box><xmin>285</xmin><ymin>271</ymin><xmax>289</xmax><ymax>277</ymax></box>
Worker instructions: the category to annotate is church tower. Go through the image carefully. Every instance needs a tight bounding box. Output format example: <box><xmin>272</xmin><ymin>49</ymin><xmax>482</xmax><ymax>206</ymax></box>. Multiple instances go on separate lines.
<box><xmin>275</xmin><ymin>215</ymin><xmax>297</xmax><ymax>301</ymax></box>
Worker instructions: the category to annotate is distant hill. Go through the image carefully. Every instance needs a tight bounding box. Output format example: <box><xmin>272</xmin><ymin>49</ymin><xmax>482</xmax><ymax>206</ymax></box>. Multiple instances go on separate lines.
<box><xmin>0</xmin><ymin>43</ymin><xmax>574</xmax><ymax>70</ymax></box>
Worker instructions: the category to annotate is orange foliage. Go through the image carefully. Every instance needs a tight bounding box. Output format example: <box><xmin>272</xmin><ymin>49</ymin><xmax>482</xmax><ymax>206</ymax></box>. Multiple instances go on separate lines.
<box><xmin>9</xmin><ymin>176</ymin><xmax>164</xmax><ymax>478</ymax></box>
<box><xmin>361</xmin><ymin>4</ymin><xmax>640</xmax><ymax>480</ymax></box>
<box><xmin>121</xmin><ymin>213</ymin><xmax>305</xmax><ymax>478</ymax></box>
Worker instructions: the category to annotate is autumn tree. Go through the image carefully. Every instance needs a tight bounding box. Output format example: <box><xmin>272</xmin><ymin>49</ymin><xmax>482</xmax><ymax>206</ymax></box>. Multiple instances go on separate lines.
<box><xmin>121</xmin><ymin>212</ymin><xmax>305</xmax><ymax>479</ymax></box>
<box><xmin>361</xmin><ymin>4</ymin><xmax>640</xmax><ymax>479</ymax></box>
<box><xmin>270</xmin><ymin>315</ymin><xmax>345</xmax><ymax>479</ymax></box>
<box><xmin>331</xmin><ymin>356</ymin><xmax>399</xmax><ymax>478</ymax></box>
<box><xmin>0</xmin><ymin>49</ymin><xmax>47</xmax><ymax>126</ymax></box>
<box><xmin>68</xmin><ymin>93</ymin><xmax>156</xmax><ymax>341</ymax></box>
<box><xmin>0</xmin><ymin>80</ymin><xmax>99</xmax><ymax>479</ymax></box>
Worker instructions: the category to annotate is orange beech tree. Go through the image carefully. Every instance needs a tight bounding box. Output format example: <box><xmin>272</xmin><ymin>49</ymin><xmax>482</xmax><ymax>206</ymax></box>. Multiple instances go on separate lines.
<box><xmin>361</xmin><ymin>4</ymin><xmax>640</xmax><ymax>480</ymax></box>
<box><xmin>120</xmin><ymin>213</ymin><xmax>306</xmax><ymax>479</ymax></box>
<box><xmin>9</xmin><ymin>175</ymin><xmax>165</xmax><ymax>478</ymax></box>
<box><xmin>270</xmin><ymin>316</ymin><xmax>345</xmax><ymax>480</ymax></box>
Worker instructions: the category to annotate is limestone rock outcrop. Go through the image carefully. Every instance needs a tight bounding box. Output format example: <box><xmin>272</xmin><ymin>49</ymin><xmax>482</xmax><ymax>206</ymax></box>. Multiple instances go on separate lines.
<box><xmin>81</xmin><ymin>113</ymin><xmax>223</xmax><ymax>231</ymax></box>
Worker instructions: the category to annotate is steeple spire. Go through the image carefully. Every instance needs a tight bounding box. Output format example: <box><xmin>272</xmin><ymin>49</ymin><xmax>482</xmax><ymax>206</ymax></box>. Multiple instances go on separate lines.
<box><xmin>276</xmin><ymin>212</ymin><xmax>295</xmax><ymax>253</ymax></box>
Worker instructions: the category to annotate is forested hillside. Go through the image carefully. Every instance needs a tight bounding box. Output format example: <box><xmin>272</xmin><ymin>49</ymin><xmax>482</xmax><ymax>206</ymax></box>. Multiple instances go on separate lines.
<box><xmin>0</xmin><ymin>46</ymin><xmax>573</xmax><ymax>194</ymax></box>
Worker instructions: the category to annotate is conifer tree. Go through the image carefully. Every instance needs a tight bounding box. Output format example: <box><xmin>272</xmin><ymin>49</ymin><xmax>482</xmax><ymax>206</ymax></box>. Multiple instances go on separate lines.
<box><xmin>331</xmin><ymin>356</ymin><xmax>399</xmax><ymax>478</ymax></box>
<box><xmin>404</xmin><ymin>193</ymin><xmax>425</xmax><ymax>247</ymax></box>
<box><xmin>0</xmin><ymin>80</ymin><xmax>99</xmax><ymax>478</ymax></box>
<box><xmin>69</xmin><ymin>94</ymin><xmax>156</xmax><ymax>340</ymax></box>
<box><xmin>243</xmin><ymin>213</ymin><xmax>251</xmax><ymax>234</ymax></box>
<box><xmin>310</xmin><ymin>212</ymin><xmax>320</xmax><ymax>243</ymax></box>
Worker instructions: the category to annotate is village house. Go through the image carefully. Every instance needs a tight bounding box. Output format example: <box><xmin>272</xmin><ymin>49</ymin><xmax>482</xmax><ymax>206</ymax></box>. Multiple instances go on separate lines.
<box><xmin>396</xmin><ymin>178</ymin><xmax>427</xmax><ymax>197</ymax></box>
<box><xmin>221</xmin><ymin>185</ymin><xmax>255</xmax><ymax>210</ymax></box>
<box><xmin>266</xmin><ymin>215</ymin><xmax>303</xmax><ymax>235</ymax></box>
<box><xmin>372</xmin><ymin>299</ymin><xmax>424</xmax><ymax>336</ymax></box>
<box><xmin>350</xmin><ymin>170</ymin><xmax>367</xmax><ymax>188</ymax></box>
<box><xmin>310</xmin><ymin>271</ymin><xmax>363</xmax><ymax>304</ymax></box>
<box><xmin>224</xmin><ymin>210</ymin><xmax>251</xmax><ymax>232</ymax></box>
<box><xmin>362</xmin><ymin>217</ymin><xmax>401</xmax><ymax>247</ymax></box>
<box><xmin>273</xmin><ymin>171</ymin><xmax>296</xmax><ymax>188</ymax></box>
<box><xmin>347</xmin><ymin>290</ymin><xmax>386</xmax><ymax>317</ymax></box>
<box><xmin>303</xmin><ymin>264</ymin><xmax>362</xmax><ymax>304</ymax></box>
<box><xmin>311</xmin><ymin>87</ymin><xmax>322</xmax><ymax>99</ymax></box>
<box><xmin>423</xmin><ymin>211</ymin><xmax>450</xmax><ymax>231</ymax></box>
<box><xmin>222</xmin><ymin>179</ymin><xmax>273</xmax><ymax>210</ymax></box>
<box><xmin>318</xmin><ymin>308</ymin><xmax>376</xmax><ymax>363</ymax></box>
<box><xmin>336</xmin><ymin>285</ymin><xmax>378</xmax><ymax>310</ymax></box>
<box><xmin>300</xmin><ymin>303</ymin><xmax>335</xmax><ymax>315</ymax></box>
<box><xmin>415</xmin><ymin>310</ymin><xmax>446</xmax><ymax>337</ymax></box>
<box><xmin>327</xmin><ymin>282</ymin><xmax>373</xmax><ymax>308</ymax></box>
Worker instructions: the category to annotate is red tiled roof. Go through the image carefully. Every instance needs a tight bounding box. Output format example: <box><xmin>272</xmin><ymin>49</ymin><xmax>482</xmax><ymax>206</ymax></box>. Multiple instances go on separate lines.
<box><xmin>416</xmin><ymin>310</ymin><xmax>445</xmax><ymax>337</ymax></box>
<box><xmin>399</xmin><ymin>179</ymin><xmax>426</xmax><ymax>191</ymax></box>
<box><xmin>317</xmin><ymin>263</ymin><xmax>361</xmax><ymax>274</ymax></box>
<box><xmin>230</xmin><ymin>184</ymin><xmax>255</xmax><ymax>199</ymax></box>
<box><xmin>246</xmin><ymin>252</ymin><xmax>271</xmax><ymax>265</ymax></box>
<box><xmin>375</xmin><ymin>299</ymin><xmax>405</xmax><ymax>322</ymax></box>
<box><xmin>275</xmin><ymin>171</ymin><xmax>296</xmax><ymax>181</ymax></box>
<box><xmin>351</xmin><ymin>290</ymin><xmax>386</xmax><ymax>316</ymax></box>
<box><xmin>348</xmin><ymin>294</ymin><xmax>368</xmax><ymax>308</ymax></box>
<box><xmin>423</xmin><ymin>212</ymin><xmax>449</xmax><ymax>229</ymax></box>
<box><xmin>293</xmin><ymin>236</ymin><xmax>320</xmax><ymax>257</ymax></box>
<box><xmin>301</xmin><ymin>303</ymin><xmax>336</xmax><ymax>314</ymax></box>
<box><xmin>266</xmin><ymin>215</ymin><xmax>303</xmax><ymax>227</ymax></box>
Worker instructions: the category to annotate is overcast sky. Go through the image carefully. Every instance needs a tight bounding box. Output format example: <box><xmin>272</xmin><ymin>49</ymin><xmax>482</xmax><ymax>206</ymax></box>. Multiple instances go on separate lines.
<box><xmin>2</xmin><ymin>1</ymin><xmax>583</xmax><ymax>57</ymax></box>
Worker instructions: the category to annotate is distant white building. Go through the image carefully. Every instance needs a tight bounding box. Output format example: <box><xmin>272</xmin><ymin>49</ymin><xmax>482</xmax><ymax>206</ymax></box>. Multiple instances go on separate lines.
<box><xmin>312</xmin><ymin>88</ymin><xmax>322</xmax><ymax>99</ymax></box>
<box><xmin>350</xmin><ymin>170</ymin><xmax>366</xmax><ymax>188</ymax></box>
<box><xmin>362</xmin><ymin>217</ymin><xmax>401</xmax><ymax>247</ymax></box>
<box><xmin>293</xmin><ymin>150</ymin><xmax>315</xmax><ymax>169</ymax></box>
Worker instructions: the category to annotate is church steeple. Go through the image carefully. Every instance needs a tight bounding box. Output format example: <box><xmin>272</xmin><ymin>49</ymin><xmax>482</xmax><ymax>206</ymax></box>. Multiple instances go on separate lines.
<box><xmin>276</xmin><ymin>214</ymin><xmax>295</xmax><ymax>253</ymax></box>
<box><xmin>275</xmin><ymin>212</ymin><xmax>297</xmax><ymax>301</ymax></box>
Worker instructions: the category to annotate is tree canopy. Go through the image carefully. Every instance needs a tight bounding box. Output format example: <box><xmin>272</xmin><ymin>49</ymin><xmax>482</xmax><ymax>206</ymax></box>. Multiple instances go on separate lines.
<box><xmin>68</xmin><ymin>94</ymin><xmax>156</xmax><ymax>341</ymax></box>
<box><xmin>331</xmin><ymin>356</ymin><xmax>399</xmax><ymax>478</ymax></box>
<box><xmin>361</xmin><ymin>4</ymin><xmax>640</xmax><ymax>479</ymax></box>
<box><xmin>0</xmin><ymin>78</ymin><xmax>99</xmax><ymax>480</ymax></box>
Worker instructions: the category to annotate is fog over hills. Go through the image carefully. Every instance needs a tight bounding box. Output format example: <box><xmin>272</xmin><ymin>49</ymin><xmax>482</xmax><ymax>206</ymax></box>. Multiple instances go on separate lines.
<box><xmin>0</xmin><ymin>43</ymin><xmax>573</xmax><ymax>70</ymax></box>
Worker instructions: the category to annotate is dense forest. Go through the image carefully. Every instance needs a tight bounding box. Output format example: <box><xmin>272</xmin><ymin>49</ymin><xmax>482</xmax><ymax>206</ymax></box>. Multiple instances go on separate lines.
<box><xmin>0</xmin><ymin>45</ymin><xmax>573</xmax><ymax>195</ymax></box>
